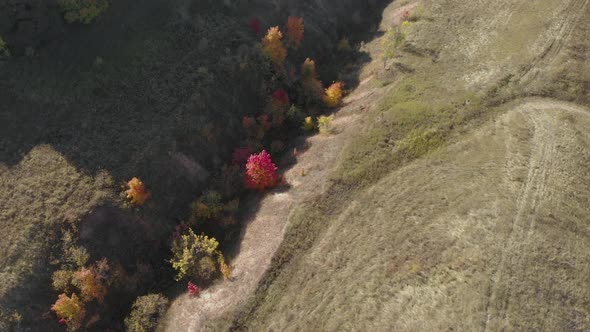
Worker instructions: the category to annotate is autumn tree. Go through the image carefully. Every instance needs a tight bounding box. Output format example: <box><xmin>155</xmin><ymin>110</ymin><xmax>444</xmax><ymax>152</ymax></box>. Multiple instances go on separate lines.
<box><xmin>286</xmin><ymin>16</ymin><xmax>304</xmax><ymax>48</ymax></box>
<box><xmin>125</xmin><ymin>177</ymin><xmax>150</xmax><ymax>206</ymax></box>
<box><xmin>170</xmin><ymin>228</ymin><xmax>225</xmax><ymax>282</ymax></box>
<box><xmin>323</xmin><ymin>82</ymin><xmax>344</xmax><ymax>108</ymax></box>
<box><xmin>51</xmin><ymin>293</ymin><xmax>86</xmax><ymax>331</ymax></box>
<box><xmin>244</xmin><ymin>150</ymin><xmax>279</xmax><ymax>191</ymax></box>
<box><xmin>262</xmin><ymin>27</ymin><xmax>287</xmax><ymax>67</ymax></box>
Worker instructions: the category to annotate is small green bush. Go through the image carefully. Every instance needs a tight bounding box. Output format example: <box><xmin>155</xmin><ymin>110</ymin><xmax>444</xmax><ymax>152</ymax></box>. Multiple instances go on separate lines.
<box><xmin>124</xmin><ymin>294</ymin><xmax>169</xmax><ymax>332</ymax></box>
<box><xmin>191</xmin><ymin>191</ymin><xmax>224</xmax><ymax>221</ymax></box>
<box><xmin>302</xmin><ymin>116</ymin><xmax>315</xmax><ymax>131</ymax></box>
<box><xmin>58</xmin><ymin>0</ymin><xmax>109</xmax><ymax>24</ymax></box>
<box><xmin>170</xmin><ymin>228</ymin><xmax>224</xmax><ymax>282</ymax></box>
<box><xmin>52</xmin><ymin>270</ymin><xmax>75</xmax><ymax>293</ymax></box>
<box><xmin>383</xmin><ymin>27</ymin><xmax>406</xmax><ymax>60</ymax></box>
<box><xmin>317</xmin><ymin>115</ymin><xmax>334</xmax><ymax>135</ymax></box>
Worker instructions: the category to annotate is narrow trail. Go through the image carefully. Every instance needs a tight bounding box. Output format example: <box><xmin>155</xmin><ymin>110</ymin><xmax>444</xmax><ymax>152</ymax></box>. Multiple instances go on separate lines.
<box><xmin>482</xmin><ymin>99</ymin><xmax>590</xmax><ymax>332</ymax></box>
<box><xmin>517</xmin><ymin>0</ymin><xmax>589</xmax><ymax>84</ymax></box>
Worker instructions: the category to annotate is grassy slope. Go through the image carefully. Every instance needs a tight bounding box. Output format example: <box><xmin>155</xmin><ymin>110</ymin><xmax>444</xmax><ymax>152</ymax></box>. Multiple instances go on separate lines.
<box><xmin>226</xmin><ymin>0</ymin><xmax>590</xmax><ymax>330</ymax></box>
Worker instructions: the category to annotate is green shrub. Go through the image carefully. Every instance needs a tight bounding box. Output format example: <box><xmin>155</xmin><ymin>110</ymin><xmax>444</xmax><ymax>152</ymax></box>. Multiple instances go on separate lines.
<box><xmin>124</xmin><ymin>294</ymin><xmax>169</xmax><ymax>332</ymax></box>
<box><xmin>302</xmin><ymin>116</ymin><xmax>315</xmax><ymax>131</ymax></box>
<box><xmin>383</xmin><ymin>27</ymin><xmax>406</xmax><ymax>60</ymax></box>
<box><xmin>65</xmin><ymin>245</ymin><xmax>90</xmax><ymax>268</ymax></box>
<box><xmin>58</xmin><ymin>0</ymin><xmax>109</xmax><ymax>24</ymax></box>
<box><xmin>52</xmin><ymin>270</ymin><xmax>75</xmax><ymax>293</ymax></box>
<box><xmin>190</xmin><ymin>191</ymin><xmax>224</xmax><ymax>221</ymax></box>
<box><xmin>287</xmin><ymin>105</ymin><xmax>305</xmax><ymax>125</ymax></box>
<box><xmin>317</xmin><ymin>115</ymin><xmax>334</xmax><ymax>135</ymax></box>
<box><xmin>170</xmin><ymin>228</ymin><xmax>224</xmax><ymax>282</ymax></box>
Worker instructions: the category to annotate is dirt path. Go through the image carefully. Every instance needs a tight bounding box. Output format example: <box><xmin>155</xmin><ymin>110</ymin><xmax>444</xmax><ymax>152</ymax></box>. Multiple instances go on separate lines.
<box><xmin>517</xmin><ymin>0</ymin><xmax>589</xmax><ymax>84</ymax></box>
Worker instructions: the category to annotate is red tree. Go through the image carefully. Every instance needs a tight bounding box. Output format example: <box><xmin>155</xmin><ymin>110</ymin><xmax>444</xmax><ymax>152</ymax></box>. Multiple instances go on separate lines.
<box><xmin>244</xmin><ymin>150</ymin><xmax>279</xmax><ymax>191</ymax></box>
<box><xmin>187</xmin><ymin>281</ymin><xmax>200</xmax><ymax>296</ymax></box>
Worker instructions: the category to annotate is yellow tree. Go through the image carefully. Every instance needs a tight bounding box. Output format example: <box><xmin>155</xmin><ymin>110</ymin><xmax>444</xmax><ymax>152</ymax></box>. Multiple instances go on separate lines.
<box><xmin>51</xmin><ymin>293</ymin><xmax>86</xmax><ymax>330</ymax></box>
<box><xmin>126</xmin><ymin>177</ymin><xmax>150</xmax><ymax>205</ymax></box>
<box><xmin>262</xmin><ymin>27</ymin><xmax>287</xmax><ymax>67</ymax></box>
<box><xmin>323</xmin><ymin>82</ymin><xmax>344</xmax><ymax>108</ymax></box>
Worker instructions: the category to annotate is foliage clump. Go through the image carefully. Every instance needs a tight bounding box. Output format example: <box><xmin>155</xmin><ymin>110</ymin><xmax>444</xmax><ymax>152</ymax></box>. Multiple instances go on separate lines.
<box><xmin>51</xmin><ymin>293</ymin><xmax>85</xmax><ymax>331</ymax></box>
<box><xmin>124</xmin><ymin>294</ymin><xmax>169</xmax><ymax>332</ymax></box>
<box><xmin>126</xmin><ymin>177</ymin><xmax>150</xmax><ymax>206</ymax></box>
<box><xmin>73</xmin><ymin>264</ymin><xmax>107</xmax><ymax>302</ymax></box>
<box><xmin>191</xmin><ymin>191</ymin><xmax>224</xmax><ymax>221</ymax></box>
<box><xmin>383</xmin><ymin>27</ymin><xmax>406</xmax><ymax>59</ymax></box>
<box><xmin>244</xmin><ymin>150</ymin><xmax>279</xmax><ymax>191</ymax></box>
<box><xmin>337</xmin><ymin>38</ymin><xmax>352</xmax><ymax>52</ymax></box>
<box><xmin>301</xmin><ymin>58</ymin><xmax>324</xmax><ymax>103</ymax></box>
<box><xmin>286</xmin><ymin>16</ymin><xmax>304</xmax><ymax>48</ymax></box>
<box><xmin>271</xmin><ymin>89</ymin><xmax>290</xmax><ymax>110</ymax></box>
<box><xmin>52</xmin><ymin>270</ymin><xmax>75</xmax><ymax>293</ymax></box>
<box><xmin>317</xmin><ymin>115</ymin><xmax>335</xmax><ymax>135</ymax></box>
<box><xmin>302</xmin><ymin>116</ymin><xmax>315</xmax><ymax>131</ymax></box>
<box><xmin>248</xmin><ymin>17</ymin><xmax>261</xmax><ymax>35</ymax></box>
<box><xmin>57</xmin><ymin>0</ymin><xmax>109</xmax><ymax>24</ymax></box>
<box><xmin>187</xmin><ymin>281</ymin><xmax>199</xmax><ymax>296</ymax></box>
<box><xmin>170</xmin><ymin>228</ymin><xmax>225</xmax><ymax>282</ymax></box>
<box><xmin>323</xmin><ymin>82</ymin><xmax>344</xmax><ymax>108</ymax></box>
<box><xmin>262</xmin><ymin>27</ymin><xmax>287</xmax><ymax>67</ymax></box>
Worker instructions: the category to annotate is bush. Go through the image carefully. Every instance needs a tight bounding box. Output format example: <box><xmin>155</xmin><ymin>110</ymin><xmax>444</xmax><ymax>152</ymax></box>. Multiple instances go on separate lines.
<box><xmin>287</xmin><ymin>105</ymin><xmax>306</xmax><ymax>125</ymax></box>
<box><xmin>286</xmin><ymin>16</ymin><xmax>304</xmax><ymax>48</ymax></box>
<box><xmin>124</xmin><ymin>294</ymin><xmax>169</xmax><ymax>332</ymax></box>
<box><xmin>337</xmin><ymin>38</ymin><xmax>352</xmax><ymax>52</ymax></box>
<box><xmin>317</xmin><ymin>115</ymin><xmax>334</xmax><ymax>135</ymax></box>
<box><xmin>52</xmin><ymin>270</ymin><xmax>75</xmax><ymax>293</ymax></box>
<box><xmin>383</xmin><ymin>27</ymin><xmax>406</xmax><ymax>60</ymax></box>
<box><xmin>271</xmin><ymin>89</ymin><xmax>290</xmax><ymax>111</ymax></box>
<box><xmin>65</xmin><ymin>245</ymin><xmax>90</xmax><ymax>268</ymax></box>
<box><xmin>220</xmin><ymin>261</ymin><xmax>232</xmax><ymax>280</ymax></box>
<box><xmin>170</xmin><ymin>228</ymin><xmax>224</xmax><ymax>282</ymax></box>
<box><xmin>125</xmin><ymin>177</ymin><xmax>150</xmax><ymax>206</ymax></box>
<box><xmin>323</xmin><ymin>82</ymin><xmax>344</xmax><ymax>108</ymax></box>
<box><xmin>300</xmin><ymin>59</ymin><xmax>324</xmax><ymax>104</ymax></box>
<box><xmin>262</xmin><ymin>27</ymin><xmax>287</xmax><ymax>67</ymax></box>
<box><xmin>191</xmin><ymin>191</ymin><xmax>224</xmax><ymax>221</ymax></box>
<box><xmin>51</xmin><ymin>293</ymin><xmax>86</xmax><ymax>331</ymax></box>
<box><xmin>302</xmin><ymin>116</ymin><xmax>315</xmax><ymax>131</ymax></box>
<box><xmin>73</xmin><ymin>266</ymin><xmax>107</xmax><ymax>302</ymax></box>
<box><xmin>301</xmin><ymin>58</ymin><xmax>318</xmax><ymax>80</ymax></box>
<box><xmin>57</xmin><ymin>0</ymin><xmax>109</xmax><ymax>24</ymax></box>
<box><xmin>244</xmin><ymin>150</ymin><xmax>279</xmax><ymax>191</ymax></box>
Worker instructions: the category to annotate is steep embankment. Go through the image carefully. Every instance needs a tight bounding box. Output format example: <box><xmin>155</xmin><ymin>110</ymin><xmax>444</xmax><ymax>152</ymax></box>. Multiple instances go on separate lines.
<box><xmin>215</xmin><ymin>0</ymin><xmax>590</xmax><ymax>331</ymax></box>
